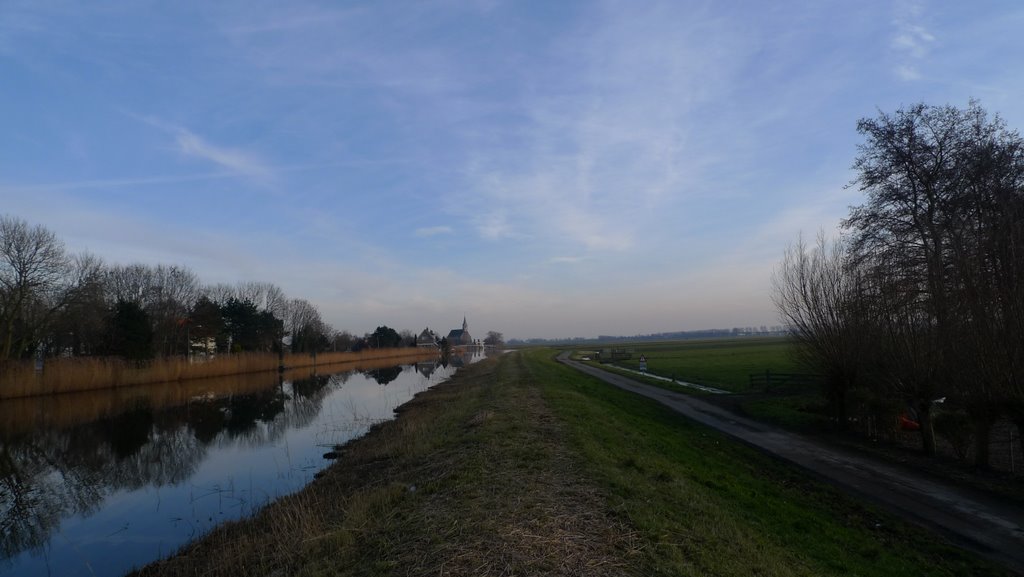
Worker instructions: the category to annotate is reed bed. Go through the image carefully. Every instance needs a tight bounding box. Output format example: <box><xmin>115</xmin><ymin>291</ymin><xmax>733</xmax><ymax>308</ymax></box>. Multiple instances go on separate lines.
<box><xmin>0</xmin><ymin>354</ymin><xmax>435</xmax><ymax>437</ymax></box>
<box><xmin>0</xmin><ymin>348</ymin><xmax>439</xmax><ymax>400</ymax></box>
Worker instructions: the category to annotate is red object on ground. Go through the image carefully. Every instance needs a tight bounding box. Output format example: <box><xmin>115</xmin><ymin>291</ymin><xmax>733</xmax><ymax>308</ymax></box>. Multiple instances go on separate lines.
<box><xmin>899</xmin><ymin>413</ymin><xmax>920</xmax><ymax>431</ymax></box>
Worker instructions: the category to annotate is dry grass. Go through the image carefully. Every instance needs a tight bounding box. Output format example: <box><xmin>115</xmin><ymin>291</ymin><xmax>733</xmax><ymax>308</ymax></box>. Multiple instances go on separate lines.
<box><xmin>131</xmin><ymin>352</ymin><xmax>637</xmax><ymax>577</ymax></box>
<box><xmin>0</xmin><ymin>348</ymin><xmax>438</xmax><ymax>400</ymax></box>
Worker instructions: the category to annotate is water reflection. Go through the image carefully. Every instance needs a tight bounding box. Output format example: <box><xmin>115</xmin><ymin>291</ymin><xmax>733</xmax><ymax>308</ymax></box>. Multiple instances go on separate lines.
<box><xmin>364</xmin><ymin>365</ymin><xmax>402</xmax><ymax>385</ymax></box>
<box><xmin>0</xmin><ymin>350</ymin><xmax>489</xmax><ymax>577</ymax></box>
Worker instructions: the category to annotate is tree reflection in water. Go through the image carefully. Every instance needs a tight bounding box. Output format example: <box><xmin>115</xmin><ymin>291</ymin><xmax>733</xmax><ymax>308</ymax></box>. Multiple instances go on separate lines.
<box><xmin>364</xmin><ymin>366</ymin><xmax>402</xmax><ymax>385</ymax></box>
<box><xmin>0</xmin><ymin>363</ymin><xmax>366</xmax><ymax>567</ymax></box>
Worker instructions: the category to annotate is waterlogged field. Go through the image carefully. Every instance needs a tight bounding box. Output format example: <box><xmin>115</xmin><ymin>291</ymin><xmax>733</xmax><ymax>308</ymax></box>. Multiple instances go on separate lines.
<box><xmin>582</xmin><ymin>337</ymin><xmax>799</xmax><ymax>392</ymax></box>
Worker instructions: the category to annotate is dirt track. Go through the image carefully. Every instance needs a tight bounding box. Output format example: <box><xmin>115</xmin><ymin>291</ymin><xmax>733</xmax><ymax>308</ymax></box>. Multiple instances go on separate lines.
<box><xmin>558</xmin><ymin>353</ymin><xmax>1024</xmax><ymax>575</ymax></box>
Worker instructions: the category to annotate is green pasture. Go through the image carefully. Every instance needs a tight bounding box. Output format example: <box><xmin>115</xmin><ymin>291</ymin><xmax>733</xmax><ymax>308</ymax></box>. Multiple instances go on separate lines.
<box><xmin>573</xmin><ymin>338</ymin><xmax>831</xmax><ymax>431</ymax></box>
<box><xmin>584</xmin><ymin>337</ymin><xmax>800</xmax><ymax>392</ymax></box>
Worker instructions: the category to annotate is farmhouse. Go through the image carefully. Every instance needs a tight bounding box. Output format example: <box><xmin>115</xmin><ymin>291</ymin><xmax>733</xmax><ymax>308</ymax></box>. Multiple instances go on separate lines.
<box><xmin>417</xmin><ymin>328</ymin><xmax>439</xmax><ymax>347</ymax></box>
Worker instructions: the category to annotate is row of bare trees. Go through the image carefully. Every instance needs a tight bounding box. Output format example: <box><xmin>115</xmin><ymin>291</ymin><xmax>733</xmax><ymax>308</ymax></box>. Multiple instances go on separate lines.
<box><xmin>774</xmin><ymin>101</ymin><xmax>1024</xmax><ymax>469</ymax></box>
<box><xmin>0</xmin><ymin>215</ymin><xmax>344</xmax><ymax>362</ymax></box>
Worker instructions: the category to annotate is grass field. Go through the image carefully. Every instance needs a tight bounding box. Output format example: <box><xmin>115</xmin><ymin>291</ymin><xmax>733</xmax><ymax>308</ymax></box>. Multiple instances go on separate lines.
<box><xmin>135</xmin><ymin>350</ymin><xmax>1008</xmax><ymax>577</ymax></box>
<box><xmin>583</xmin><ymin>337</ymin><xmax>800</xmax><ymax>392</ymax></box>
<box><xmin>573</xmin><ymin>337</ymin><xmax>832</xmax><ymax>431</ymax></box>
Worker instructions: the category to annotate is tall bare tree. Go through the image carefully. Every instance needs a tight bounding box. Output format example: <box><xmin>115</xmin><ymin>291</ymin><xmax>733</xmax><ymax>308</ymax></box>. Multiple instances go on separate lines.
<box><xmin>773</xmin><ymin>233</ymin><xmax>879</xmax><ymax>430</ymax></box>
<box><xmin>0</xmin><ymin>216</ymin><xmax>71</xmax><ymax>359</ymax></box>
<box><xmin>202</xmin><ymin>283</ymin><xmax>237</xmax><ymax>307</ymax></box>
<box><xmin>158</xmin><ymin>266</ymin><xmax>199</xmax><ymax>356</ymax></box>
<box><xmin>941</xmin><ymin>112</ymin><xmax>1024</xmax><ymax>466</ymax></box>
<box><xmin>285</xmin><ymin>298</ymin><xmax>326</xmax><ymax>353</ymax></box>
<box><xmin>869</xmin><ymin>254</ymin><xmax>947</xmax><ymax>456</ymax></box>
<box><xmin>46</xmin><ymin>252</ymin><xmax>107</xmax><ymax>356</ymax></box>
<box><xmin>236</xmin><ymin>281</ymin><xmax>288</xmax><ymax>319</ymax></box>
<box><xmin>834</xmin><ymin>101</ymin><xmax>1024</xmax><ymax>461</ymax></box>
<box><xmin>105</xmin><ymin>263</ymin><xmax>199</xmax><ymax>356</ymax></box>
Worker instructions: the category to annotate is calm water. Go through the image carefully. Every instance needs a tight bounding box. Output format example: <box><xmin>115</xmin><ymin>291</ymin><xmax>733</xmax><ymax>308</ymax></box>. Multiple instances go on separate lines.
<box><xmin>0</xmin><ymin>351</ymin><xmax>485</xmax><ymax>577</ymax></box>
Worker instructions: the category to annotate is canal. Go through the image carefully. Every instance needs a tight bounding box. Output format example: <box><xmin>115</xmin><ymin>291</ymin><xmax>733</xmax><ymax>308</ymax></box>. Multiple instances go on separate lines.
<box><xmin>0</xmin><ymin>351</ymin><xmax>484</xmax><ymax>577</ymax></box>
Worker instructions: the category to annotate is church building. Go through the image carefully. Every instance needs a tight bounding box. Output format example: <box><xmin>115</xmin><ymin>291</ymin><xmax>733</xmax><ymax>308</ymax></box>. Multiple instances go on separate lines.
<box><xmin>446</xmin><ymin>317</ymin><xmax>473</xmax><ymax>346</ymax></box>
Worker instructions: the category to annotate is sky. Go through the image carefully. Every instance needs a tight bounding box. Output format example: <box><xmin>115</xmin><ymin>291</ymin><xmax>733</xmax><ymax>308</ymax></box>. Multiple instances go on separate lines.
<box><xmin>2</xmin><ymin>1</ymin><xmax>1023</xmax><ymax>340</ymax></box>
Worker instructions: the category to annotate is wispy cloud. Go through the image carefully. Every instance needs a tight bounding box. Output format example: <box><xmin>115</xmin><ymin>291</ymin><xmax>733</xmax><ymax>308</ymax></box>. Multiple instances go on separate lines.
<box><xmin>216</xmin><ymin>3</ymin><xmax>468</xmax><ymax>98</ymax></box>
<box><xmin>473</xmin><ymin>210</ymin><xmax>514</xmax><ymax>241</ymax></box>
<box><xmin>172</xmin><ymin>128</ymin><xmax>272</xmax><ymax>181</ymax></box>
<box><xmin>891</xmin><ymin>0</ymin><xmax>935</xmax><ymax>81</ymax></box>
<box><xmin>451</xmin><ymin>2</ymin><xmax>746</xmax><ymax>253</ymax></box>
<box><xmin>414</xmin><ymin>225</ymin><xmax>453</xmax><ymax>237</ymax></box>
<box><xmin>0</xmin><ymin>172</ymin><xmax>239</xmax><ymax>193</ymax></box>
<box><xmin>132</xmin><ymin>114</ymin><xmax>273</xmax><ymax>181</ymax></box>
<box><xmin>547</xmin><ymin>255</ymin><xmax>589</xmax><ymax>265</ymax></box>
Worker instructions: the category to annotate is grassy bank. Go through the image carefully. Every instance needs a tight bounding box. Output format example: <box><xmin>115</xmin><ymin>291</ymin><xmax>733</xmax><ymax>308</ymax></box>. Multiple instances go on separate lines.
<box><xmin>0</xmin><ymin>347</ymin><xmax>438</xmax><ymax>399</ymax></box>
<box><xmin>133</xmin><ymin>349</ymin><xmax>1008</xmax><ymax>576</ymax></box>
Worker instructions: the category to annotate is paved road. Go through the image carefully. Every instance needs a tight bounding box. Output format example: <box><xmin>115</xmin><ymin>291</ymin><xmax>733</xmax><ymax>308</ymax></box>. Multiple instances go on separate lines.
<box><xmin>558</xmin><ymin>353</ymin><xmax>1024</xmax><ymax>575</ymax></box>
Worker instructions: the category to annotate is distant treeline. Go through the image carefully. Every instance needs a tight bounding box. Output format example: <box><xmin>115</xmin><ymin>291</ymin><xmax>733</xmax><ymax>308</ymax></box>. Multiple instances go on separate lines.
<box><xmin>507</xmin><ymin>326</ymin><xmax>788</xmax><ymax>346</ymax></box>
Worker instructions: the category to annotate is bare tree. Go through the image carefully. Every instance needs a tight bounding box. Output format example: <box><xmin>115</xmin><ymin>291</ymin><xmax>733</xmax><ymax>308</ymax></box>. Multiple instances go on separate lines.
<box><xmin>942</xmin><ymin>116</ymin><xmax>1024</xmax><ymax>467</ymax></box>
<box><xmin>105</xmin><ymin>263</ymin><xmax>155</xmax><ymax>306</ymax></box>
<box><xmin>202</xmin><ymin>283</ymin><xmax>237</xmax><ymax>307</ymax></box>
<box><xmin>869</xmin><ymin>256</ymin><xmax>947</xmax><ymax>455</ymax></box>
<box><xmin>105</xmin><ymin>263</ymin><xmax>200</xmax><ymax>356</ymax></box>
<box><xmin>844</xmin><ymin>101</ymin><xmax>1024</xmax><ymax>461</ymax></box>
<box><xmin>149</xmin><ymin>265</ymin><xmax>199</xmax><ymax>356</ymax></box>
<box><xmin>331</xmin><ymin>330</ymin><xmax>355</xmax><ymax>352</ymax></box>
<box><xmin>285</xmin><ymin>298</ymin><xmax>326</xmax><ymax>353</ymax></box>
<box><xmin>773</xmin><ymin>233</ymin><xmax>880</xmax><ymax>431</ymax></box>
<box><xmin>484</xmin><ymin>331</ymin><xmax>504</xmax><ymax>347</ymax></box>
<box><xmin>236</xmin><ymin>281</ymin><xmax>288</xmax><ymax>318</ymax></box>
<box><xmin>399</xmin><ymin>329</ymin><xmax>416</xmax><ymax>347</ymax></box>
<box><xmin>47</xmin><ymin>252</ymin><xmax>107</xmax><ymax>356</ymax></box>
<box><xmin>0</xmin><ymin>216</ymin><xmax>71</xmax><ymax>359</ymax></box>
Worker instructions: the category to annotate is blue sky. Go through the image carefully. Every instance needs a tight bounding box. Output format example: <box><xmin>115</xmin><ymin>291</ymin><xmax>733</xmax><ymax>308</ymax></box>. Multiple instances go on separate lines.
<box><xmin>3</xmin><ymin>1</ymin><xmax>1023</xmax><ymax>339</ymax></box>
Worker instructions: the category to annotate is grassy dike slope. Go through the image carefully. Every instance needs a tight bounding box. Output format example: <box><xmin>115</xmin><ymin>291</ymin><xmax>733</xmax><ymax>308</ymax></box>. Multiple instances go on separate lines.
<box><xmin>135</xmin><ymin>350</ymin><xmax>1006</xmax><ymax>577</ymax></box>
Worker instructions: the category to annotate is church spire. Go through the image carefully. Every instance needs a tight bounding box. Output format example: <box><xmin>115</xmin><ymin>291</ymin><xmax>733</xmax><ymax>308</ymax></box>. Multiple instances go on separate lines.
<box><xmin>462</xmin><ymin>316</ymin><xmax>468</xmax><ymax>332</ymax></box>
